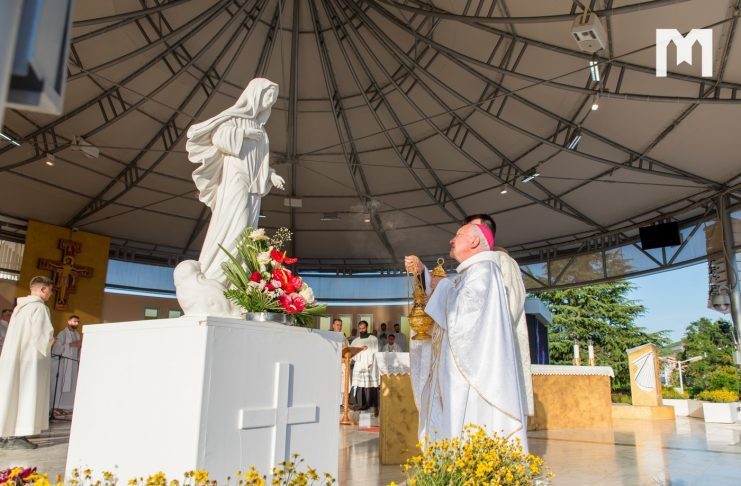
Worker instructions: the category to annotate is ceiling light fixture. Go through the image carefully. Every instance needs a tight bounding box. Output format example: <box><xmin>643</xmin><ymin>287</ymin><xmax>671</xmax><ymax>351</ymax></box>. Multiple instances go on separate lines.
<box><xmin>591</xmin><ymin>94</ymin><xmax>599</xmax><ymax>111</ymax></box>
<box><xmin>500</xmin><ymin>186</ymin><xmax>508</xmax><ymax>194</ymax></box>
<box><xmin>363</xmin><ymin>213</ymin><xmax>371</xmax><ymax>223</ymax></box>
<box><xmin>259</xmin><ymin>214</ymin><xmax>266</xmax><ymax>219</ymax></box>
<box><xmin>72</xmin><ymin>136</ymin><xmax>99</xmax><ymax>159</ymax></box>
<box><xmin>567</xmin><ymin>128</ymin><xmax>583</xmax><ymax>150</ymax></box>
<box><xmin>45</xmin><ymin>153</ymin><xmax>55</xmax><ymax>166</ymax></box>
<box><xmin>0</xmin><ymin>132</ymin><xmax>21</xmax><ymax>146</ymax></box>
<box><xmin>320</xmin><ymin>212</ymin><xmax>341</xmax><ymax>221</ymax></box>
<box><xmin>589</xmin><ymin>60</ymin><xmax>600</xmax><ymax>82</ymax></box>
<box><xmin>521</xmin><ymin>167</ymin><xmax>540</xmax><ymax>183</ymax></box>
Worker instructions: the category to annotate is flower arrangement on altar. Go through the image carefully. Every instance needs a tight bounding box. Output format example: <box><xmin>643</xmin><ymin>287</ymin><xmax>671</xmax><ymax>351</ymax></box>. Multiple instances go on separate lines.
<box><xmin>221</xmin><ymin>227</ymin><xmax>326</xmax><ymax>327</ymax></box>
<box><xmin>394</xmin><ymin>424</ymin><xmax>552</xmax><ymax>486</ymax></box>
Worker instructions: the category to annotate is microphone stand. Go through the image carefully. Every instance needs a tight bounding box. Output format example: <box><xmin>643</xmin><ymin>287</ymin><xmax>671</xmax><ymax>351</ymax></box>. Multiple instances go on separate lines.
<box><xmin>49</xmin><ymin>353</ymin><xmax>79</xmax><ymax>422</ymax></box>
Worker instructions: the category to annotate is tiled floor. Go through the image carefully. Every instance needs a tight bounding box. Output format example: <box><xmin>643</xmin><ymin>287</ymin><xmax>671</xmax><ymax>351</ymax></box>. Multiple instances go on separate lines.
<box><xmin>1</xmin><ymin>417</ymin><xmax>740</xmax><ymax>485</ymax></box>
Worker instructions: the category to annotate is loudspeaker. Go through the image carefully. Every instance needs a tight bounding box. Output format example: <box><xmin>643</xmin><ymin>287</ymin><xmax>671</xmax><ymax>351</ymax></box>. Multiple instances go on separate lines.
<box><xmin>639</xmin><ymin>222</ymin><xmax>681</xmax><ymax>250</ymax></box>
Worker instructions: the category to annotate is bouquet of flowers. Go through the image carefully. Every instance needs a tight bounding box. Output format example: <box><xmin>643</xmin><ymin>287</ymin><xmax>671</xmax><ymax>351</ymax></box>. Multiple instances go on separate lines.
<box><xmin>221</xmin><ymin>227</ymin><xmax>326</xmax><ymax>327</ymax></box>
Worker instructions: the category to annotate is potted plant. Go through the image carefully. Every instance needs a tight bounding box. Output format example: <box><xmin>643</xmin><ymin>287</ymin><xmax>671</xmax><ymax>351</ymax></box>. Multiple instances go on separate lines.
<box><xmin>697</xmin><ymin>389</ymin><xmax>739</xmax><ymax>423</ymax></box>
<box><xmin>661</xmin><ymin>387</ymin><xmax>703</xmax><ymax>418</ymax></box>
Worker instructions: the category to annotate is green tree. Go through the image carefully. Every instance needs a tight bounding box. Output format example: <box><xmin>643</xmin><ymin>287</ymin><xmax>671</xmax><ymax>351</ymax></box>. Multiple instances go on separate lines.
<box><xmin>680</xmin><ymin>318</ymin><xmax>739</xmax><ymax>394</ymax></box>
<box><xmin>536</xmin><ymin>280</ymin><xmax>669</xmax><ymax>391</ymax></box>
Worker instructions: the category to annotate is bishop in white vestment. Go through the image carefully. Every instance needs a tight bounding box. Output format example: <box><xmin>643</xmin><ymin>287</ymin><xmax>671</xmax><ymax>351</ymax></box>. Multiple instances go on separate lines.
<box><xmin>410</xmin><ymin>223</ymin><xmax>528</xmax><ymax>451</ymax></box>
<box><xmin>50</xmin><ymin>315</ymin><xmax>82</xmax><ymax>412</ymax></box>
<box><xmin>0</xmin><ymin>277</ymin><xmax>54</xmax><ymax>449</ymax></box>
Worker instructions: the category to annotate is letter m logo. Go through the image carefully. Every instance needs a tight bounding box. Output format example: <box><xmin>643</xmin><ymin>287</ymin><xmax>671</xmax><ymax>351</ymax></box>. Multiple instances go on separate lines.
<box><xmin>656</xmin><ymin>29</ymin><xmax>713</xmax><ymax>77</ymax></box>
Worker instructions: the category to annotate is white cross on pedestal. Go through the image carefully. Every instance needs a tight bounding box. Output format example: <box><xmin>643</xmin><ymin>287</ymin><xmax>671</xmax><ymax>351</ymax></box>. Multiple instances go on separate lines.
<box><xmin>239</xmin><ymin>362</ymin><xmax>319</xmax><ymax>466</ymax></box>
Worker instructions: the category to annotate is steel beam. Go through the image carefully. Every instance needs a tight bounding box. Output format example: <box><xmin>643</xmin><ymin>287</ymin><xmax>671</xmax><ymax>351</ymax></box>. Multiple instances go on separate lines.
<box><xmin>66</xmin><ymin>3</ymin><xmax>261</xmax><ymax>226</ymax></box>
<box><xmin>308</xmin><ymin>0</ymin><xmax>398</xmax><ymax>261</ymax></box>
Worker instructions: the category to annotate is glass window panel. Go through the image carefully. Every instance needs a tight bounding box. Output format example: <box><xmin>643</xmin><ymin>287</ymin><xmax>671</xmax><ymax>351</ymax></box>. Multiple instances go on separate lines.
<box><xmin>554</xmin><ymin>253</ymin><xmax>604</xmax><ymax>285</ymax></box>
<box><xmin>144</xmin><ymin>307</ymin><xmax>158</xmax><ymax>319</ymax></box>
<box><xmin>605</xmin><ymin>245</ymin><xmax>660</xmax><ymax>278</ymax></box>
<box><xmin>671</xmin><ymin>223</ymin><xmax>709</xmax><ymax>264</ymax></box>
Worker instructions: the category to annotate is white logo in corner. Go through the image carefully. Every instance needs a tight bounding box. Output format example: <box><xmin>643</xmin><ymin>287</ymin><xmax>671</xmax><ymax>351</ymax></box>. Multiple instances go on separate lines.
<box><xmin>656</xmin><ymin>29</ymin><xmax>713</xmax><ymax>77</ymax></box>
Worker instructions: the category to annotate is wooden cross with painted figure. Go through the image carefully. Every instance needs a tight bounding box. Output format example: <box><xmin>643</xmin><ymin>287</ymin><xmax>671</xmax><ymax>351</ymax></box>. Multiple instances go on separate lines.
<box><xmin>37</xmin><ymin>238</ymin><xmax>94</xmax><ymax>310</ymax></box>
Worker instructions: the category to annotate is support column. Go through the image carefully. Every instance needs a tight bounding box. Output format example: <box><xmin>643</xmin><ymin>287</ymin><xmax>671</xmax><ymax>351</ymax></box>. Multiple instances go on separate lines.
<box><xmin>718</xmin><ymin>194</ymin><xmax>741</xmax><ymax>365</ymax></box>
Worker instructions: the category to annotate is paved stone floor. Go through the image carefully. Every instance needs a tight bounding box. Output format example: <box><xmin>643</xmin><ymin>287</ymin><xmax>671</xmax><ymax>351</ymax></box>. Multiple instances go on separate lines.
<box><xmin>1</xmin><ymin>416</ymin><xmax>740</xmax><ymax>485</ymax></box>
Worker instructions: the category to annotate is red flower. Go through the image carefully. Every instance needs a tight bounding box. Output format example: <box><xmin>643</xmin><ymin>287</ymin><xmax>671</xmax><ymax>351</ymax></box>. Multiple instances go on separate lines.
<box><xmin>290</xmin><ymin>293</ymin><xmax>306</xmax><ymax>312</ymax></box>
<box><xmin>270</xmin><ymin>249</ymin><xmax>298</xmax><ymax>265</ymax></box>
<box><xmin>272</xmin><ymin>268</ymin><xmax>296</xmax><ymax>293</ymax></box>
<box><xmin>289</xmin><ymin>275</ymin><xmax>302</xmax><ymax>291</ymax></box>
<box><xmin>250</xmin><ymin>271</ymin><xmax>262</xmax><ymax>283</ymax></box>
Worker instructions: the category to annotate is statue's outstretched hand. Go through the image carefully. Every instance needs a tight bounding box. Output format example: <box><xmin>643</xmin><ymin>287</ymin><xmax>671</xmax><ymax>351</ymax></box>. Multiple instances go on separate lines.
<box><xmin>271</xmin><ymin>172</ymin><xmax>285</xmax><ymax>190</ymax></box>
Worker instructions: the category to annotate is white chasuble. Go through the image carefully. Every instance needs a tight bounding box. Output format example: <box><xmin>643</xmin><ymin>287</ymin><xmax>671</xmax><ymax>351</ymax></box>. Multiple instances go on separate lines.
<box><xmin>0</xmin><ymin>296</ymin><xmax>54</xmax><ymax>437</ymax></box>
<box><xmin>412</xmin><ymin>251</ymin><xmax>527</xmax><ymax>451</ymax></box>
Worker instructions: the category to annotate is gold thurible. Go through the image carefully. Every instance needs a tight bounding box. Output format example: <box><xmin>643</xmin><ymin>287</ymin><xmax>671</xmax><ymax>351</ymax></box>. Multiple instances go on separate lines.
<box><xmin>406</xmin><ymin>258</ymin><xmax>445</xmax><ymax>340</ymax></box>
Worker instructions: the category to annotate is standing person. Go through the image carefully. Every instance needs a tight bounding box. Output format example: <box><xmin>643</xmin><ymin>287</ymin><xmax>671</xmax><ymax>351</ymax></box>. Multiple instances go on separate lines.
<box><xmin>382</xmin><ymin>333</ymin><xmax>402</xmax><ymax>352</ymax></box>
<box><xmin>331</xmin><ymin>318</ymin><xmax>349</xmax><ymax>347</ymax></box>
<box><xmin>0</xmin><ymin>276</ymin><xmax>55</xmax><ymax>450</ymax></box>
<box><xmin>378</xmin><ymin>322</ymin><xmax>388</xmax><ymax>346</ymax></box>
<box><xmin>349</xmin><ymin>320</ymin><xmax>379</xmax><ymax>413</ymax></box>
<box><xmin>392</xmin><ymin>323</ymin><xmax>407</xmax><ymax>351</ymax></box>
<box><xmin>332</xmin><ymin>318</ymin><xmax>349</xmax><ymax>407</ymax></box>
<box><xmin>405</xmin><ymin>213</ymin><xmax>534</xmax><ymax>418</ymax></box>
<box><xmin>406</xmin><ymin>223</ymin><xmax>528</xmax><ymax>451</ymax></box>
<box><xmin>50</xmin><ymin>315</ymin><xmax>83</xmax><ymax>417</ymax></box>
<box><xmin>0</xmin><ymin>309</ymin><xmax>11</xmax><ymax>353</ymax></box>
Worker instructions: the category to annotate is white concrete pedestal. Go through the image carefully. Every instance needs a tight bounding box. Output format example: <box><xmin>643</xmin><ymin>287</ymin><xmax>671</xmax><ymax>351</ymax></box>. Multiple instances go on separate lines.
<box><xmin>66</xmin><ymin>316</ymin><xmax>341</xmax><ymax>481</ymax></box>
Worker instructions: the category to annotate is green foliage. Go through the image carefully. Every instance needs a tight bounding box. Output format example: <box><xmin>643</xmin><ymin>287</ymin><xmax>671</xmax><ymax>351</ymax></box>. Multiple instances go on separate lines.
<box><xmin>536</xmin><ymin>280</ymin><xmax>669</xmax><ymax>391</ymax></box>
<box><xmin>611</xmin><ymin>392</ymin><xmax>631</xmax><ymax>404</ymax></box>
<box><xmin>680</xmin><ymin>318</ymin><xmax>737</xmax><ymax>391</ymax></box>
<box><xmin>706</xmin><ymin>366</ymin><xmax>741</xmax><ymax>392</ymax></box>
<box><xmin>661</xmin><ymin>387</ymin><xmax>688</xmax><ymax>399</ymax></box>
<box><xmin>695</xmin><ymin>389</ymin><xmax>739</xmax><ymax>403</ymax></box>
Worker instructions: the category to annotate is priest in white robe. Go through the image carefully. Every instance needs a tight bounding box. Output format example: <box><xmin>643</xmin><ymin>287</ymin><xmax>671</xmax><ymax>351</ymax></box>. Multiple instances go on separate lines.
<box><xmin>349</xmin><ymin>320</ymin><xmax>380</xmax><ymax>413</ymax></box>
<box><xmin>382</xmin><ymin>333</ymin><xmax>403</xmax><ymax>352</ymax></box>
<box><xmin>185</xmin><ymin>78</ymin><xmax>285</xmax><ymax>287</ymax></box>
<box><xmin>408</xmin><ymin>223</ymin><xmax>528</xmax><ymax>451</ymax></box>
<box><xmin>50</xmin><ymin>315</ymin><xmax>82</xmax><ymax>415</ymax></box>
<box><xmin>0</xmin><ymin>276</ymin><xmax>55</xmax><ymax>450</ymax></box>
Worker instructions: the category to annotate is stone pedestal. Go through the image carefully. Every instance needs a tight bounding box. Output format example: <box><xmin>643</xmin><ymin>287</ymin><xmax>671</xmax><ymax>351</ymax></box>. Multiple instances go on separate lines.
<box><xmin>66</xmin><ymin>316</ymin><xmax>341</xmax><ymax>481</ymax></box>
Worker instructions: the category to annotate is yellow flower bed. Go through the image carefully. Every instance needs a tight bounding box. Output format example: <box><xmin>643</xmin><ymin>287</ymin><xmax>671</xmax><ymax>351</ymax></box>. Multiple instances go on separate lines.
<box><xmin>0</xmin><ymin>456</ymin><xmax>333</xmax><ymax>486</ymax></box>
<box><xmin>696</xmin><ymin>389</ymin><xmax>739</xmax><ymax>403</ymax></box>
<box><xmin>395</xmin><ymin>425</ymin><xmax>552</xmax><ymax>486</ymax></box>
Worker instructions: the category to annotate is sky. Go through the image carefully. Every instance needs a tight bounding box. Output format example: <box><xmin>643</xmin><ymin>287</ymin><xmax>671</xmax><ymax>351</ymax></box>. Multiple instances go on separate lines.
<box><xmin>627</xmin><ymin>262</ymin><xmax>729</xmax><ymax>342</ymax></box>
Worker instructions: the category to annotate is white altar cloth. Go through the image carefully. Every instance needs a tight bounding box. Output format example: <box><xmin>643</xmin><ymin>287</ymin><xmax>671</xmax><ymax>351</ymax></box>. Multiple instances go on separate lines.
<box><xmin>66</xmin><ymin>316</ymin><xmax>341</xmax><ymax>482</ymax></box>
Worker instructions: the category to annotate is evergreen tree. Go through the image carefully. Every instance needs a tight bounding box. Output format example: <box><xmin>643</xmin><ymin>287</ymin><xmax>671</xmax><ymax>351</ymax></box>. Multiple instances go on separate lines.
<box><xmin>536</xmin><ymin>281</ymin><xmax>669</xmax><ymax>391</ymax></box>
<box><xmin>680</xmin><ymin>317</ymin><xmax>739</xmax><ymax>394</ymax></box>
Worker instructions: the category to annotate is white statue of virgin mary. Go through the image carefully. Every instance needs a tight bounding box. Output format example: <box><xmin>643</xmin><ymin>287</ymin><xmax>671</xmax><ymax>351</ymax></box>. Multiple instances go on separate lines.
<box><xmin>185</xmin><ymin>78</ymin><xmax>284</xmax><ymax>287</ymax></box>
<box><xmin>174</xmin><ymin>78</ymin><xmax>284</xmax><ymax>317</ymax></box>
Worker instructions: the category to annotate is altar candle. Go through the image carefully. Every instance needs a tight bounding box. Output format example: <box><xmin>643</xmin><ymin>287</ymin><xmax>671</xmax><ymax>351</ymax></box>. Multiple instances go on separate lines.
<box><xmin>588</xmin><ymin>341</ymin><xmax>595</xmax><ymax>366</ymax></box>
<box><xmin>573</xmin><ymin>341</ymin><xmax>581</xmax><ymax>366</ymax></box>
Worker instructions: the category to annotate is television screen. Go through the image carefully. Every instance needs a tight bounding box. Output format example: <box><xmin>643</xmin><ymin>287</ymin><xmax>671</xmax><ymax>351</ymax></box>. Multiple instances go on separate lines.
<box><xmin>639</xmin><ymin>222</ymin><xmax>681</xmax><ymax>250</ymax></box>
